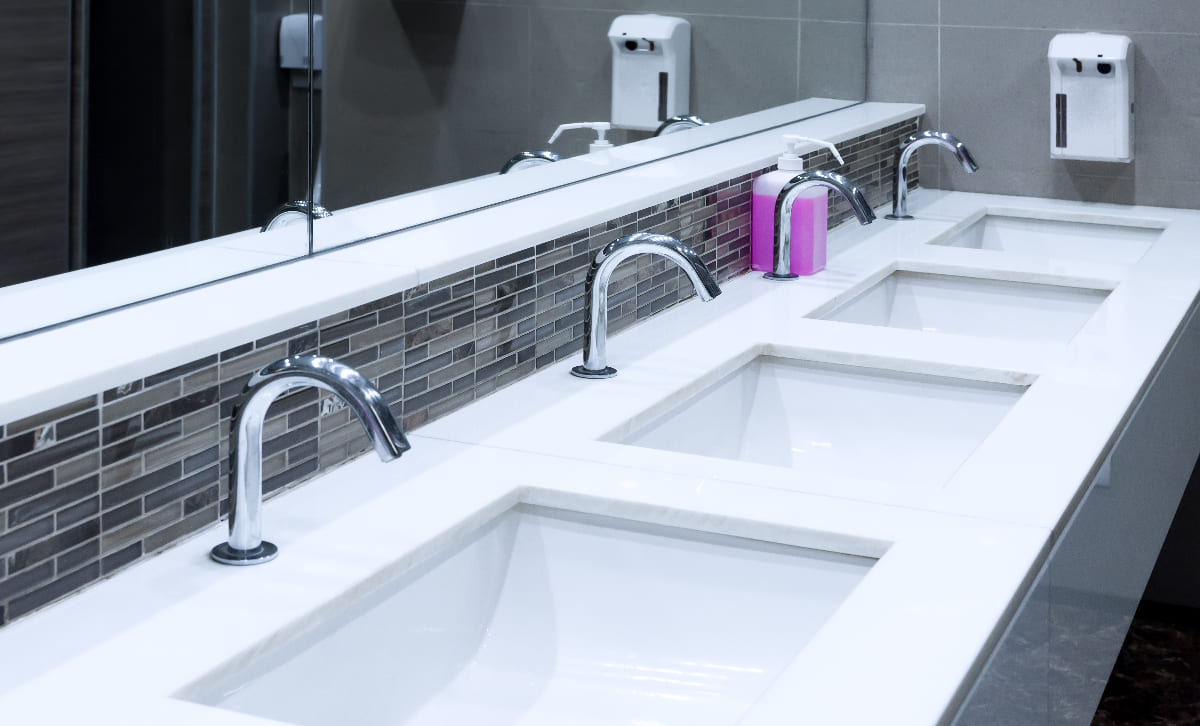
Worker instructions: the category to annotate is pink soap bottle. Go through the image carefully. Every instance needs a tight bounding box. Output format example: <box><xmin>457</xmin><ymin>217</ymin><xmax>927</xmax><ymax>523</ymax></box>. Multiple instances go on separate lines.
<box><xmin>751</xmin><ymin>135</ymin><xmax>845</xmax><ymax>276</ymax></box>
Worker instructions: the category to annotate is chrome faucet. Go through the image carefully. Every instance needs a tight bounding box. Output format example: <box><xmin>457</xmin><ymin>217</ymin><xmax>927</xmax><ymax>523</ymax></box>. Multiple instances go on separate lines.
<box><xmin>500</xmin><ymin>150</ymin><xmax>561</xmax><ymax>174</ymax></box>
<box><xmin>210</xmin><ymin>356</ymin><xmax>410</xmax><ymax>565</ymax></box>
<box><xmin>654</xmin><ymin>115</ymin><xmax>708</xmax><ymax>136</ymax></box>
<box><xmin>764</xmin><ymin>170</ymin><xmax>876</xmax><ymax>281</ymax></box>
<box><xmin>886</xmin><ymin>130</ymin><xmax>979</xmax><ymax>220</ymax></box>
<box><xmin>572</xmin><ymin>232</ymin><xmax>721</xmax><ymax>379</ymax></box>
<box><xmin>260</xmin><ymin>200</ymin><xmax>332</xmax><ymax>232</ymax></box>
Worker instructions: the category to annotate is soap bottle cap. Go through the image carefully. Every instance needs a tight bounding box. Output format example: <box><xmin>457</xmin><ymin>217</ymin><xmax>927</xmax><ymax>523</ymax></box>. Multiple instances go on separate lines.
<box><xmin>778</xmin><ymin>135</ymin><xmax>845</xmax><ymax>172</ymax></box>
<box><xmin>548</xmin><ymin>122</ymin><xmax>614</xmax><ymax>152</ymax></box>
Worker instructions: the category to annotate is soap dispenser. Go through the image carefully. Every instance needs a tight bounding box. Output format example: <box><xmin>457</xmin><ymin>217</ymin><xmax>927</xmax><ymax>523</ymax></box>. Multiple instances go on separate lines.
<box><xmin>751</xmin><ymin>135</ymin><xmax>844</xmax><ymax>276</ymax></box>
<box><xmin>548</xmin><ymin>122</ymin><xmax>614</xmax><ymax>153</ymax></box>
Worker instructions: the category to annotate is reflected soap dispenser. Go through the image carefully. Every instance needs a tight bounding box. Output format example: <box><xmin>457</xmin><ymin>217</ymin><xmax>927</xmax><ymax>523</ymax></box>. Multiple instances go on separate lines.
<box><xmin>548</xmin><ymin>122</ymin><xmax>614</xmax><ymax>153</ymax></box>
<box><xmin>751</xmin><ymin>135</ymin><xmax>844</xmax><ymax>276</ymax></box>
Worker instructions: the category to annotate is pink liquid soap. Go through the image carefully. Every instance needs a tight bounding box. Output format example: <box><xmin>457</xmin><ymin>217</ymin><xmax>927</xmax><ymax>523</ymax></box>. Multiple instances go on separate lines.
<box><xmin>751</xmin><ymin>182</ymin><xmax>828</xmax><ymax>275</ymax></box>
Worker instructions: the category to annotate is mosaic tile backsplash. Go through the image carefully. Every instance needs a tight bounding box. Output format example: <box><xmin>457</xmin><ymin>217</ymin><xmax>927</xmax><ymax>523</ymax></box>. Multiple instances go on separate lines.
<box><xmin>0</xmin><ymin>116</ymin><xmax>919</xmax><ymax>626</ymax></box>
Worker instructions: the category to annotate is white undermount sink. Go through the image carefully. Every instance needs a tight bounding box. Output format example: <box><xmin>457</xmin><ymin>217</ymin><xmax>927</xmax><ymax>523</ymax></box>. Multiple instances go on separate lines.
<box><xmin>182</xmin><ymin>504</ymin><xmax>872</xmax><ymax>726</ymax></box>
<box><xmin>618</xmin><ymin>356</ymin><xmax>1026</xmax><ymax>488</ymax></box>
<box><xmin>819</xmin><ymin>271</ymin><xmax>1109</xmax><ymax>342</ymax></box>
<box><xmin>929</xmin><ymin>211</ymin><xmax>1162</xmax><ymax>265</ymax></box>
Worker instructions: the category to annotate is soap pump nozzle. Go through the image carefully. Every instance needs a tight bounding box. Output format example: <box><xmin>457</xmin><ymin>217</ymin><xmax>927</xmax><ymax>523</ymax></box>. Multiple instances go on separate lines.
<box><xmin>548</xmin><ymin>122</ymin><xmax>614</xmax><ymax>153</ymax></box>
<box><xmin>778</xmin><ymin>135</ymin><xmax>845</xmax><ymax>172</ymax></box>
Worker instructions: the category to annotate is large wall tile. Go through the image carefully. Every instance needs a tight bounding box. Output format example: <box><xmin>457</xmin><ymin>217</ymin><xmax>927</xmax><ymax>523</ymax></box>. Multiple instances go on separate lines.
<box><xmin>803</xmin><ymin>0</ymin><xmax>866</xmax><ymax>23</ymax></box>
<box><xmin>866</xmin><ymin>23</ymin><xmax>940</xmax><ymax>188</ymax></box>
<box><xmin>942</xmin><ymin>0</ymin><xmax>1200</xmax><ymax>35</ymax></box>
<box><xmin>867</xmin><ymin>0</ymin><xmax>937</xmax><ymax>26</ymax></box>
<box><xmin>686</xmin><ymin>14</ymin><xmax>800</xmax><ymax>121</ymax></box>
<box><xmin>515</xmin><ymin>0</ymin><xmax>798</xmax><ymax>20</ymax></box>
<box><xmin>1125</xmin><ymin>33</ymin><xmax>1200</xmax><ymax>185</ymax></box>
<box><xmin>867</xmin><ymin>24</ymin><xmax>938</xmax><ymax>118</ymax></box>
<box><xmin>800</xmin><ymin>21</ymin><xmax>867</xmax><ymax>99</ymax></box>
<box><xmin>937</xmin><ymin>26</ymin><xmax>1054</xmax><ymax>190</ymax></box>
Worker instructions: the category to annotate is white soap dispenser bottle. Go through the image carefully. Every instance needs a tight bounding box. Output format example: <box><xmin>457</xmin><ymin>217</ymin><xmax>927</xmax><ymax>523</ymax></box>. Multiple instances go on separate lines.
<box><xmin>548</xmin><ymin>122</ymin><xmax>614</xmax><ymax>153</ymax></box>
<box><xmin>751</xmin><ymin>135</ymin><xmax>844</xmax><ymax>275</ymax></box>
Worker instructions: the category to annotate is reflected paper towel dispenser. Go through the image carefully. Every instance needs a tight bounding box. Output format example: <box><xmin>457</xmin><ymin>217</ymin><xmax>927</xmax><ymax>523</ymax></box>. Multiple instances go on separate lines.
<box><xmin>1048</xmin><ymin>33</ymin><xmax>1133</xmax><ymax>162</ymax></box>
<box><xmin>608</xmin><ymin>15</ymin><xmax>690</xmax><ymax>131</ymax></box>
<box><xmin>280</xmin><ymin>13</ymin><xmax>324</xmax><ymax>88</ymax></box>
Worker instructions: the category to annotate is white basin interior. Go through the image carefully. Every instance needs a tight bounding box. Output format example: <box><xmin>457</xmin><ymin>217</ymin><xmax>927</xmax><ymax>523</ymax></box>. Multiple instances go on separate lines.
<box><xmin>183</xmin><ymin>504</ymin><xmax>873</xmax><ymax>726</ymax></box>
<box><xmin>930</xmin><ymin>213</ymin><xmax>1161</xmax><ymax>265</ymax></box>
<box><xmin>820</xmin><ymin>271</ymin><xmax>1109</xmax><ymax>342</ymax></box>
<box><xmin>619</xmin><ymin>356</ymin><xmax>1026</xmax><ymax>487</ymax></box>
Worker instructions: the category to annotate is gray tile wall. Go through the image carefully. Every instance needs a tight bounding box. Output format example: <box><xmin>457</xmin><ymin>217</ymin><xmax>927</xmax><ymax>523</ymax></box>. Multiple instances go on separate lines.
<box><xmin>868</xmin><ymin>1</ymin><xmax>1200</xmax><ymax>209</ymax></box>
<box><xmin>321</xmin><ymin>0</ymin><xmax>867</xmax><ymax>208</ymax></box>
<box><xmin>0</xmin><ymin>118</ymin><xmax>916</xmax><ymax>627</ymax></box>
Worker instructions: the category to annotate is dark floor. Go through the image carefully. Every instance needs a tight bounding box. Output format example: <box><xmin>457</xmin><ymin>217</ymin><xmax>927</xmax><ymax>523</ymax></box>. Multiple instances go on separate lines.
<box><xmin>1091</xmin><ymin>601</ymin><xmax>1200</xmax><ymax>725</ymax></box>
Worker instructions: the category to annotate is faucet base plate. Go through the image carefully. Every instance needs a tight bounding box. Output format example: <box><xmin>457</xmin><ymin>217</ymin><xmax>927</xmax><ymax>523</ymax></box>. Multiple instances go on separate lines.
<box><xmin>211</xmin><ymin>541</ymin><xmax>279</xmax><ymax>566</ymax></box>
<box><xmin>763</xmin><ymin>272</ymin><xmax>800</xmax><ymax>282</ymax></box>
<box><xmin>884</xmin><ymin>214</ymin><xmax>915</xmax><ymax>221</ymax></box>
<box><xmin>571</xmin><ymin>365</ymin><xmax>618</xmax><ymax>379</ymax></box>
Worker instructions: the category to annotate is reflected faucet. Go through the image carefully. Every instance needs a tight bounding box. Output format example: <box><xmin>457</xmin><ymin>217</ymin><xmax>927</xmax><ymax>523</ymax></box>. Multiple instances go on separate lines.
<box><xmin>260</xmin><ymin>200</ymin><xmax>332</xmax><ymax>233</ymax></box>
<box><xmin>764</xmin><ymin>169</ymin><xmax>876</xmax><ymax>281</ymax></box>
<box><xmin>500</xmin><ymin>150</ymin><xmax>562</xmax><ymax>174</ymax></box>
<box><xmin>572</xmin><ymin>232</ymin><xmax>721</xmax><ymax>379</ymax></box>
<box><xmin>210</xmin><ymin>356</ymin><xmax>410</xmax><ymax>565</ymax></box>
<box><xmin>654</xmin><ymin>115</ymin><xmax>708</xmax><ymax>136</ymax></box>
<box><xmin>887</xmin><ymin>130</ymin><xmax>979</xmax><ymax>220</ymax></box>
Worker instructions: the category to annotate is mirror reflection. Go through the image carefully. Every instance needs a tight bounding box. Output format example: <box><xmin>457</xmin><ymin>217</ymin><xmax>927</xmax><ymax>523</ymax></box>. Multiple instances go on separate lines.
<box><xmin>0</xmin><ymin>1</ymin><xmax>865</xmax><ymax>340</ymax></box>
<box><xmin>0</xmin><ymin>1</ymin><xmax>312</xmax><ymax>291</ymax></box>
<box><xmin>317</xmin><ymin>1</ymin><xmax>867</xmax><ymax>210</ymax></box>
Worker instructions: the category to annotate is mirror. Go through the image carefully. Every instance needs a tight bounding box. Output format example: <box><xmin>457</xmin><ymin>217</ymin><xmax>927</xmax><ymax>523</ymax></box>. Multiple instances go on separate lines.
<box><xmin>314</xmin><ymin>1</ymin><xmax>868</xmax><ymax>237</ymax></box>
<box><xmin>0</xmin><ymin>1</ymin><xmax>866</xmax><ymax>341</ymax></box>
<box><xmin>0</xmin><ymin>0</ymin><xmax>313</xmax><ymax>340</ymax></box>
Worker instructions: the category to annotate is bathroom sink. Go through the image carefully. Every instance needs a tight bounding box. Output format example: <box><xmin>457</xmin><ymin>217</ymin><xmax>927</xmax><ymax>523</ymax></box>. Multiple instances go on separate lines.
<box><xmin>183</xmin><ymin>504</ymin><xmax>872</xmax><ymax>726</ymax></box>
<box><xmin>930</xmin><ymin>212</ymin><xmax>1161</xmax><ymax>265</ymax></box>
<box><xmin>618</xmin><ymin>356</ymin><xmax>1025</xmax><ymax>487</ymax></box>
<box><xmin>819</xmin><ymin>271</ymin><xmax>1109</xmax><ymax>342</ymax></box>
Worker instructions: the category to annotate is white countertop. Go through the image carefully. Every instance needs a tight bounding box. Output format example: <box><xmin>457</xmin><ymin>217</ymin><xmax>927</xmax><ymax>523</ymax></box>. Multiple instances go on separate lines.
<box><xmin>1</xmin><ymin>188</ymin><xmax>1198</xmax><ymax>724</ymax></box>
<box><xmin>0</xmin><ymin>441</ymin><xmax>1046</xmax><ymax>726</ymax></box>
<box><xmin>419</xmin><ymin>189</ymin><xmax>1200</xmax><ymax>535</ymax></box>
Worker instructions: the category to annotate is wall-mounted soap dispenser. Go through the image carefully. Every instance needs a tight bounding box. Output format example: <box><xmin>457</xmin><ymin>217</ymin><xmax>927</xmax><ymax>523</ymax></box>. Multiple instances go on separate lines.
<box><xmin>608</xmin><ymin>15</ymin><xmax>691</xmax><ymax>131</ymax></box>
<box><xmin>1048</xmin><ymin>33</ymin><xmax>1133</xmax><ymax>162</ymax></box>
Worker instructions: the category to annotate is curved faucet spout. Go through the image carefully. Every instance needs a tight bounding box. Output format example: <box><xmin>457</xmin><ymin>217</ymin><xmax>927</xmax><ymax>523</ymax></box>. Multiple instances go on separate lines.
<box><xmin>500</xmin><ymin>150</ymin><xmax>561</xmax><ymax>174</ymax></box>
<box><xmin>211</xmin><ymin>356</ymin><xmax>410</xmax><ymax>565</ymax></box>
<box><xmin>653</xmin><ymin>115</ymin><xmax>708</xmax><ymax>137</ymax></box>
<box><xmin>887</xmin><ymin>130</ymin><xmax>979</xmax><ymax>220</ymax></box>
<box><xmin>260</xmin><ymin>200</ymin><xmax>332</xmax><ymax>233</ymax></box>
<box><xmin>572</xmin><ymin>232</ymin><xmax>721</xmax><ymax>379</ymax></box>
<box><xmin>766</xmin><ymin>169</ymin><xmax>876</xmax><ymax>281</ymax></box>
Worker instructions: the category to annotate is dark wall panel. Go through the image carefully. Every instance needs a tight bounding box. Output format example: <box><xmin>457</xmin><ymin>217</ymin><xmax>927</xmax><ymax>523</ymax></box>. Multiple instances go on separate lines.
<box><xmin>0</xmin><ymin>0</ymin><xmax>71</xmax><ymax>286</ymax></box>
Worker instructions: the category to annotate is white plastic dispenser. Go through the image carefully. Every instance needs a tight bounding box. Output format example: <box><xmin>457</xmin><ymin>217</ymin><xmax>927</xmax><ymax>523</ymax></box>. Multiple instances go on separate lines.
<box><xmin>1048</xmin><ymin>33</ymin><xmax>1134</xmax><ymax>162</ymax></box>
<box><xmin>280</xmin><ymin>14</ymin><xmax>324</xmax><ymax>88</ymax></box>
<box><xmin>608</xmin><ymin>15</ymin><xmax>691</xmax><ymax>131</ymax></box>
<box><xmin>751</xmin><ymin>136</ymin><xmax>844</xmax><ymax>276</ymax></box>
<box><xmin>548</xmin><ymin>122</ymin><xmax>614</xmax><ymax>153</ymax></box>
